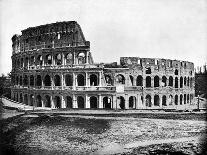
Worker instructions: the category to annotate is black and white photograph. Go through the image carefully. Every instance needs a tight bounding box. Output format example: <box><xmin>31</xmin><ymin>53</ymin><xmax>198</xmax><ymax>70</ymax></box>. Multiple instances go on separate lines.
<box><xmin>0</xmin><ymin>0</ymin><xmax>207</xmax><ymax>154</ymax></box>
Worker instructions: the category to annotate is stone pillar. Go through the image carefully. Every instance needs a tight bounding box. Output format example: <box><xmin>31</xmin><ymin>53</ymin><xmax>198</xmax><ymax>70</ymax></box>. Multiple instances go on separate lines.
<box><xmin>159</xmin><ymin>95</ymin><xmax>163</xmax><ymax>108</ymax></box>
<box><xmin>73</xmin><ymin>51</ymin><xmax>76</xmax><ymax>65</ymax></box>
<box><xmin>112</xmin><ymin>95</ymin><xmax>117</xmax><ymax>109</ymax></box>
<box><xmin>85</xmin><ymin>94</ymin><xmax>90</xmax><ymax>108</ymax></box>
<box><xmin>28</xmin><ymin>95</ymin><xmax>31</xmax><ymax>106</ymax></box>
<box><xmin>98</xmin><ymin>95</ymin><xmax>103</xmax><ymax>108</ymax></box>
<box><xmin>136</xmin><ymin>94</ymin><xmax>142</xmax><ymax>109</ymax></box>
<box><xmin>86</xmin><ymin>51</ymin><xmax>89</xmax><ymax>64</ymax></box>
<box><xmin>62</xmin><ymin>53</ymin><xmax>65</xmax><ymax>66</ymax></box>
<box><xmin>41</xmin><ymin>98</ymin><xmax>44</xmax><ymax>107</ymax></box>
<box><xmin>61</xmin><ymin>95</ymin><xmax>66</xmax><ymax>108</ymax></box>
<box><xmin>143</xmin><ymin>94</ymin><xmax>146</xmax><ymax>109</ymax></box>
<box><xmin>72</xmin><ymin>94</ymin><xmax>77</xmax><ymax>108</ymax></box>
<box><xmin>125</xmin><ymin>94</ymin><xmax>129</xmax><ymax>109</ymax></box>
<box><xmin>151</xmin><ymin>77</ymin><xmax>154</xmax><ymax>88</ymax></box>
<box><xmin>52</xmin><ymin>54</ymin><xmax>55</xmax><ymax>66</ymax></box>
<box><xmin>99</xmin><ymin>72</ymin><xmax>102</xmax><ymax>86</ymax></box>
<box><xmin>51</xmin><ymin>75</ymin><xmax>54</xmax><ymax>90</ymax></box>
<box><xmin>61</xmin><ymin>74</ymin><xmax>64</xmax><ymax>88</ymax></box>
<box><xmin>85</xmin><ymin>72</ymin><xmax>88</xmax><ymax>86</ymax></box>
<box><xmin>151</xmin><ymin>95</ymin><xmax>154</xmax><ymax>108</ymax></box>
<box><xmin>51</xmin><ymin>95</ymin><xmax>54</xmax><ymax>109</ymax></box>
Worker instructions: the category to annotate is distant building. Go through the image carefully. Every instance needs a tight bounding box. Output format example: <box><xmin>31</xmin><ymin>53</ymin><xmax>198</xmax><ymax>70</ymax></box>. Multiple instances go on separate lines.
<box><xmin>10</xmin><ymin>21</ymin><xmax>195</xmax><ymax>110</ymax></box>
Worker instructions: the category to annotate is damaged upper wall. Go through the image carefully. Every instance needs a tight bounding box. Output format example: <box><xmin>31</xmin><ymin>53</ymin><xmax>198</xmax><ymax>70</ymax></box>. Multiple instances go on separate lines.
<box><xmin>11</xmin><ymin>21</ymin><xmax>90</xmax><ymax>54</ymax></box>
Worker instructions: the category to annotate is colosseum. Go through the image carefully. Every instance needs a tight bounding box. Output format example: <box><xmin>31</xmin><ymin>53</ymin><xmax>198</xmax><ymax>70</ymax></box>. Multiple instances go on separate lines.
<box><xmin>10</xmin><ymin>21</ymin><xmax>195</xmax><ymax>110</ymax></box>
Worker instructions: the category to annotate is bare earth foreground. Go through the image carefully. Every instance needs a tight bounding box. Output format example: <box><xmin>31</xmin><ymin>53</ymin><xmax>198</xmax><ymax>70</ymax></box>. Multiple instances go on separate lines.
<box><xmin>0</xmin><ymin>107</ymin><xmax>207</xmax><ymax>155</ymax></box>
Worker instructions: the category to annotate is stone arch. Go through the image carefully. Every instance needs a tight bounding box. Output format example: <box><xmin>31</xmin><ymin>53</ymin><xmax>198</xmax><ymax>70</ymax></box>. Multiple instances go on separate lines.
<box><xmin>146</xmin><ymin>76</ymin><xmax>151</xmax><ymax>88</ymax></box>
<box><xmin>44</xmin><ymin>95</ymin><xmax>51</xmax><ymax>107</ymax></box>
<box><xmin>65</xmin><ymin>53</ymin><xmax>73</xmax><ymax>65</ymax></box>
<box><xmin>78</xmin><ymin>52</ymin><xmax>85</xmax><ymax>64</ymax></box>
<box><xmin>154</xmin><ymin>95</ymin><xmax>159</xmax><ymax>106</ymax></box>
<box><xmin>146</xmin><ymin>95</ymin><xmax>152</xmax><ymax>107</ymax></box>
<box><xmin>169</xmin><ymin>76</ymin><xmax>173</xmax><ymax>87</ymax></box>
<box><xmin>136</xmin><ymin>75</ymin><xmax>143</xmax><ymax>86</ymax></box>
<box><xmin>105</xmin><ymin>75</ymin><xmax>112</xmax><ymax>85</ymax></box>
<box><xmin>180</xmin><ymin>77</ymin><xmax>183</xmax><ymax>88</ymax></box>
<box><xmin>36</xmin><ymin>75</ymin><xmax>42</xmax><ymax>86</ymax></box>
<box><xmin>103</xmin><ymin>96</ymin><xmax>111</xmax><ymax>109</ymax></box>
<box><xmin>90</xmin><ymin>74</ymin><xmax>98</xmax><ymax>86</ymax></box>
<box><xmin>162</xmin><ymin>95</ymin><xmax>167</xmax><ymax>106</ymax></box>
<box><xmin>65</xmin><ymin>74</ymin><xmax>73</xmax><ymax>86</ymax></box>
<box><xmin>175</xmin><ymin>77</ymin><xmax>178</xmax><ymax>88</ymax></box>
<box><xmin>129</xmin><ymin>96</ymin><xmax>136</xmax><ymax>109</ymax></box>
<box><xmin>90</xmin><ymin>96</ymin><xmax>98</xmax><ymax>108</ymax></box>
<box><xmin>184</xmin><ymin>94</ymin><xmax>186</xmax><ymax>104</ymax></box>
<box><xmin>116</xmin><ymin>74</ymin><xmax>125</xmax><ymax>84</ymax></box>
<box><xmin>119</xmin><ymin>96</ymin><xmax>125</xmax><ymax>109</ymax></box>
<box><xmin>45</xmin><ymin>54</ymin><xmax>52</xmax><ymax>65</ymax></box>
<box><xmin>54</xmin><ymin>96</ymin><xmax>61</xmax><ymax>108</ymax></box>
<box><xmin>44</xmin><ymin>75</ymin><xmax>51</xmax><ymax>86</ymax></box>
<box><xmin>24</xmin><ymin>94</ymin><xmax>28</xmax><ymax>105</ymax></box>
<box><xmin>161</xmin><ymin>76</ymin><xmax>167</xmax><ymax>87</ymax></box>
<box><xmin>55</xmin><ymin>53</ymin><xmax>62</xmax><ymax>65</ymax></box>
<box><xmin>175</xmin><ymin>95</ymin><xmax>178</xmax><ymax>105</ymax></box>
<box><xmin>36</xmin><ymin>95</ymin><xmax>42</xmax><ymax>107</ymax></box>
<box><xmin>154</xmin><ymin>76</ymin><xmax>159</xmax><ymax>87</ymax></box>
<box><xmin>30</xmin><ymin>75</ymin><xmax>34</xmax><ymax>86</ymax></box>
<box><xmin>175</xmin><ymin>69</ymin><xmax>178</xmax><ymax>75</ymax></box>
<box><xmin>180</xmin><ymin>94</ymin><xmax>183</xmax><ymax>105</ymax></box>
<box><xmin>66</xmin><ymin>96</ymin><xmax>73</xmax><ymax>108</ymax></box>
<box><xmin>77</xmin><ymin>96</ymin><xmax>84</xmax><ymax>108</ymax></box>
<box><xmin>77</xmin><ymin>74</ymin><xmax>85</xmax><ymax>86</ymax></box>
<box><xmin>54</xmin><ymin>74</ymin><xmax>61</xmax><ymax>86</ymax></box>
<box><xmin>129</xmin><ymin>75</ymin><xmax>134</xmax><ymax>86</ymax></box>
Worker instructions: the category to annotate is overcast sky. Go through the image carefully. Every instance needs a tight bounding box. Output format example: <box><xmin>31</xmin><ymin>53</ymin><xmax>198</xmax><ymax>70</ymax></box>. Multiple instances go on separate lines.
<box><xmin>0</xmin><ymin>0</ymin><xmax>207</xmax><ymax>75</ymax></box>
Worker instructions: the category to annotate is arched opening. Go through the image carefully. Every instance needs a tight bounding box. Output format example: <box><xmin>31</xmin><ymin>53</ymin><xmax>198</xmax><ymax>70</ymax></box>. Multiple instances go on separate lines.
<box><xmin>146</xmin><ymin>76</ymin><xmax>151</xmax><ymax>88</ymax></box>
<box><xmin>129</xmin><ymin>75</ymin><xmax>134</xmax><ymax>86</ymax></box>
<box><xmin>175</xmin><ymin>69</ymin><xmax>178</xmax><ymax>75</ymax></box>
<box><xmin>54</xmin><ymin>75</ymin><xmax>61</xmax><ymax>86</ymax></box>
<box><xmin>187</xmin><ymin>94</ymin><xmax>189</xmax><ymax>103</ymax></box>
<box><xmin>45</xmin><ymin>95</ymin><xmax>51</xmax><ymax>107</ymax></box>
<box><xmin>184</xmin><ymin>77</ymin><xmax>186</xmax><ymax>86</ymax></box>
<box><xmin>30</xmin><ymin>94</ymin><xmax>34</xmax><ymax>106</ymax></box>
<box><xmin>36</xmin><ymin>95</ymin><xmax>42</xmax><ymax>107</ymax></box>
<box><xmin>16</xmin><ymin>76</ymin><xmax>19</xmax><ymax>85</ymax></box>
<box><xmin>146</xmin><ymin>67</ymin><xmax>151</xmax><ymax>74</ymax></box>
<box><xmin>175</xmin><ymin>95</ymin><xmax>178</xmax><ymax>105</ymax></box>
<box><xmin>37</xmin><ymin>55</ymin><xmax>43</xmax><ymax>66</ymax></box>
<box><xmin>66</xmin><ymin>96</ymin><xmax>73</xmax><ymax>108</ymax></box>
<box><xmin>77</xmin><ymin>96</ymin><xmax>84</xmax><ymax>108</ymax></box>
<box><xmin>103</xmin><ymin>96</ymin><xmax>111</xmax><ymax>109</ymax></box>
<box><xmin>24</xmin><ymin>94</ymin><xmax>28</xmax><ymax>105</ymax></box>
<box><xmin>180</xmin><ymin>77</ymin><xmax>183</xmax><ymax>88</ymax></box>
<box><xmin>25</xmin><ymin>57</ymin><xmax>29</xmax><ymax>67</ymax></box>
<box><xmin>23</xmin><ymin>75</ymin><xmax>28</xmax><ymax>86</ymax></box>
<box><xmin>44</xmin><ymin>75</ymin><xmax>51</xmax><ymax>86</ymax></box>
<box><xmin>154</xmin><ymin>95</ymin><xmax>159</xmax><ymax>106</ymax></box>
<box><xmin>129</xmin><ymin>96</ymin><xmax>136</xmax><ymax>109</ymax></box>
<box><xmin>161</xmin><ymin>76</ymin><xmax>167</xmax><ymax>87</ymax></box>
<box><xmin>169</xmin><ymin>95</ymin><xmax>173</xmax><ymax>105</ymax></box>
<box><xmin>184</xmin><ymin>94</ymin><xmax>186</xmax><ymax>104</ymax></box>
<box><xmin>20</xmin><ymin>76</ymin><xmax>22</xmax><ymax>86</ymax></box>
<box><xmin>162</xmin><ymin>95</ymin><xmax>167</xmax><ymax>106</ymax></box>
<box><xmin>154</xmin><ymin>76</ymin><xmax>159</xmax><ymax>87</ymax></box>
<box><xmin>190</xmin><ymin>77</ymin><xmax>193</xmax><ymax>88</ymax></box>
<box><xmin>146</xmin><ymin>95</ymin><xmax>152</xmax><ymax>107</ymax></box>
<box><xmin>105</xmin><ymin>75</ymin><xmax>112</xmax><ymax>85</ymax></box>
<box><xmin>90</xmin><ymin>74</ymin><xmax>98</xmax><ymax>86</ymax></box>
<box><xmin>116</xmin><ymin>74</ymin><xmax>125</xmax><ymax>84</ymax></box>
<box><xmin>90</xmin><ymin>96</ymin><xmax>98</xmax><ymax>109</ymax></box>
<box><xmin>77</xmin><ymin>74</ymin><xmax>85</xmax><ymax>86</ymax></box>
<box><xmin>54</xmin><ymin>96</ymin><xmax>61</xmax><ymax>108</ymax></box>
<box><xmin>65</xmin><ymin>53</ymin><xmax>73</xmax><ymax>65</ymax></box>
<box><xmin>20</xmin><ymin>58</ymin><xmax>24</xmax><ymax>67</ymax></box>
<box><xmin>136</xmin><ymin>75</ymin><xmax>143</xmax><ymax>86</ymax></box>
<box><xmin>16</xmin><ymin>93</ymin><xmax>19</xmax><ymax>102</ymax></box>
<box><xmin>65</xmin><ymin>74</ymin><xmax>73</xmax><ymax>86</ymax></box>
<box><xmin>45</xmin><ymin>54</ymin><xmax>52</xmax><ymax>65</ymax></box>
<box><xmin>36</xmin><ymin>75</ymin><xmax>42</xmax><ymax>86</ymax></box>
<box><xmin>55</xmin><ymin>53</ymin><xmax>62</xmax><ymax>65</ymax></box>
<box><xmin>17</xmin><ymin>59</ymin><xmax>20</xmax><ymax>68</ymax></box>
<box><xmin>169</xmin><ymin>76</ymin><xmax>173</xmax><ymax>87</ymax></box>
<box><xmin>30</xmin><ymin>56</ymin><xmax>35</xmax><ymax>66</ymax></box>
<box><xmin>175</xmin><ymin>77</ymin><xmax>178</xmax><ymax>88</ymax></box>
<box><xmin>119</xmin><ymin>96</ymin><xmax>125</xmax><ymax>109</ymax></box>
<box><xmin>180</xmin><ymin>94</ymin><xmax>183</xmax><ymax>105</ymax></box>
<box><xmin>187</xmin><ymin>77</ymin><xmax>190</xmax><ymax>86</ymax></box>
<box><xmin>78</xmin><ymin>53</ymin><xmax>85</xmax><ymax>64</ymax></box>
<box><xmin>30</xmin><ymin>75</ymin><xmax>34</xmax><ymax>86</ymax></box>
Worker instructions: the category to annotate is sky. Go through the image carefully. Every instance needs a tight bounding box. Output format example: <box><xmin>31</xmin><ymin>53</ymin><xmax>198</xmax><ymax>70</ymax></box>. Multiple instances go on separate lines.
<box><xmin>0</xmin><ymin>0</ymin><xmax>207</xmax><ymax>75</ymax></box>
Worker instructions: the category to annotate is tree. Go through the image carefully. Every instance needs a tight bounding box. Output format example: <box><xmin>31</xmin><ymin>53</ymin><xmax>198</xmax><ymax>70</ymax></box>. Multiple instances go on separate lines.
<box><xmin>0</xmin><ymin>73</ymin><xmax>11</xmax><ymax>98</ymax></box>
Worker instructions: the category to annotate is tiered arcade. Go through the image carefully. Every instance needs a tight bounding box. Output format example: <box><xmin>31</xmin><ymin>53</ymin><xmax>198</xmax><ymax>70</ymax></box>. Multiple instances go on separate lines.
<box><xmin>10</xmin><ymin>21</ymin><xmax>195</xmax><ymax>110</ymax></box>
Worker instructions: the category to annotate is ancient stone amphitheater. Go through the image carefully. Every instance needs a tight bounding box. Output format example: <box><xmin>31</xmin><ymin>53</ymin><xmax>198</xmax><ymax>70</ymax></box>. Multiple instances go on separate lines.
<box><xmin>10</xmin><ymin>21</ymin><xmax>195</xmax><ymax>110</ymax></box>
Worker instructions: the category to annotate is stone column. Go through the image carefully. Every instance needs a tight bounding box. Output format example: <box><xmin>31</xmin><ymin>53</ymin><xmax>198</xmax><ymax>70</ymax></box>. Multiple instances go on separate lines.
<box><xmin>125</xmin><ymin>94</ymin><xmax>129</xmax><ymax>109</ymax></box>
<box><xmin>85</xmin><ymin>94</ymin><xmax>90</xmax><ymax>108</ymax></box>
<box><xmin>41</xmin><ymin>97</ymin><xmax>44</xmax><ymax>107</ymax></box>
<box><xmin>61</xmin><ymin>95</ymin><xmax>66</xmax><ymax>108</ymax></box>
<box><xmin>61</xmin><ymin>74</ymin><xmax>64</xmax><ymax>89</ymax></box>
<box><xmin>112</xmin><ymin>95</ymin><xmax>117</xmax><ymax>109</ymax></box>
<box><xmin>151</xmin><ymin>95</ymin><xmax>154</xmax><ymax>108</ymax></box>
<box><xmin>159</xmin><ymin>95</ymin><xmax>163</xmax><ymax>108</ymax></box>
<box><xmin>51</xmin><ymin>75</ymin><xmax>54</xmax><ymax>90</ymax></box>
<box><xmin>85</xmin><ymin>72</ymin><xmax>88</xmax><ymax>86</ymax></box>
<box><xmin>99</xmin><ymin>72</ymin><xmax>102</xmax><ymax>86</ymax></box>
<box><xmin>62</xmin><ymin>53</ymin><xmax>65</xmax><ymax>66</ymax></box>
<box><xmin>73</xmin><ymin>51</ymin><xmax>76</xmax><ymax>65</ymax></box>
<box><xmin>50</xmin><ymin>95</ymin><xmax>54</xmax><ymax>109</ymax></box>
<box><xmin>72</xmin><ymin>94</ymin><xmax>77</xmax><ymax>108</ymax></box>
<box><xmin>98</xmin><ymin>95</ymin><xmax>103</xmax><ymax>109</ymax></box>
<box><xmin>86</xmin><ymin>51</ymin><xmax>89</xmax><ymax>64</ymax></box>
<box><xmin>28</xmin><ymin>95</ymin><xmax>31</xmax><ymax>106</ymax></box>
<box><xmin>136</xmin><ymin>94</ymin><xmax>141</xmax><ymax>109</ymax></box>
<box><xmin>151</xmin><ymin>77</ymin><xmax>154</xmax><ymax>88</ymax></box>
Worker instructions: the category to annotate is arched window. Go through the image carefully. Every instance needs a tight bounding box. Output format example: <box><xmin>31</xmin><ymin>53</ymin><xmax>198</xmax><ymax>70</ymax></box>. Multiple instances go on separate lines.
<box><xmin>90</xmin><ymin>74</ymin><xmax>98</xmax><ymax>86</ymax></box>
<box><xmin>180</xmin><ymin>94</ymin><xmax>183</xmax><ymax>105</ymax></box>
<box><xmin>161</xmin><ymin>76</ymin><xmax>167</xmax><ymax>87</ymax></box>
<box><xmin>116</xmin><ymin>74</ymin><xmax>125</xmax><ymax>84</ymax></box>
<box><xmin>180</xmin><ymin>77</ymin><xmax>183</xmax><ymax>88</ymax></box>
<box><xmin>65</xmin><ymin>74</ymin><xmax>73</xmax><ymax>86</ymax></box>
<box><xmin>54</xmin><ymin>75</ymin><xmax>61</xmax><ymax>86</ymax></box>
<box><xmin>103</xmin><ymin>96</ymin><xmax>111</xmax><ymax>109</ymax></box>
<box><xmin>65</xmin><ymin>53</ymin><xmax>73</xmax><ymax>65</ymax></box>
<box><xmin>175</xmin><ymin>95</ymin><xmax>178</xmax><ymax>105</ymax></box>
<box><xmin>119</xmin><ymin>96</ymin><xmax>125</xmax><ymax>109</ymax></box>
<box><xmin>23</xmin><ymin>75</ymin><xmax>28</xmax><ymax>86</ymax></box>
<box><xmin>45</xmin><ymin>54</ymin><xmax>52</xmax><ymax>65</ymax></box>
<box><xmin>184</xmin><ymin>77</ymin><xmax>186</xmax><ymax>86</ymax></box>
<box><xmin>55</xmin><ymin>53</ymin><xmax>62</xmax><ymax>65</ymax></box>
<box><xmin>184</xmin><ymin>94</ymin><xmax>186</xmax><ymax>104</ymax></box>
<box><xmin>162</xmin><ymin>95</ymin><xmax>167</xmax><ymax>106</ymax></box>
<box><xmin>145</xmin><ymin>95</ymin><xmax>151</xmax><ymax>107</ymax></box>
<box><xmin>36</xmin><ymin>75</ymin><xmax>42</xmax><ymax>86</ymax></box>
<box><xmin>175</xmin><ymin>69</ymin><xmax>178</xmax><ymax>75</ymax></box>
<box><xmin>36</xmin><ymin>95</ymin><xmax>42</xmax><ymax>107</ymax></box>
<box><xmin>30</xmin><ymin>75</ymin><xmax>34</xmax><ymax>86</ymax></box>
<box><xmin>24</xmin><ymin>94</ymin><xmax>28</xmax><ymax>105</ymax></box>
<box><xmin>190</xmin><ymin>77</ymin><xmax>193</xmax><ymax>88</ymax></box>
<box><xmin>90</xmin><ymin>96</ymin><xmax>98</xmax><ymax>108</ymax></box>
<box><xmin>45</xmin><ymin>95</ymin><xmax>51</xmax><ymax>107</ymax></box>
<box><xmin>169</xmin><ymin>95</ymin><xmax>173</xmax><ymax>105</ymax></box>
<box><xmin>154</xmin><ymin>76</ymin><xmax>159</xmax><ymax>87</ymax></box>
<box><xmin>154</xmin><ymin>95</ymin><xmax>159</xmax><ymax>106</ymax></box>
<box><xmin>129</xmin><ymin>96</ymin><xmax>136</xmax><ymax>109</ymax></box>
<box><xmin>54</xmin><ymin>96</ymin><xmax>61</xmax><ymax>108</ymax></box>
<box><xmin>44</xmin><ymin>75</ymin><xmax>51</xmax><ymax>86</ymax></box>
<box><xmin>169</xmin><ymin>76</ymin><xmax>173</xmax><ymax>87</ymax></box>
<box><xmin>187</xmin><ymin>94</ymin><xmax>189</xmax><ymax>103</ymax></box>
<box><xmin>30</xmin><ymin>56</ymin><xmax>35</xmax><ymax>66</ymax></box>
<box><xmin>175</xmin><ymin>77</ymin><xmax>178</xmax><ymax>88</ymax></box>
<box><xmin>20</xmin><ymin>58</ymin><xmax>24</xmax><ymax>67</ymax></box>
<box><xmin>30</xmin><ymin>94</ymin><xmax>34</xmax><ymax>106</ymax></box>
<box><xmin>16</xmin><ymin>76</ymin><xmax>19</xmax><ymax>85</ymax></box>
<box><xmin>77</xmin><ymin>96</ymin><xmax>84</xmax><ymax>108</ymax></box>
<box><xmin>20</xmin><ymin>76</ymin><xmax>23</xmax><ymax>86</ymax></box>
<box><xmin>146</xmin><ymin>76</ymin><xmax>151</xmax><ymax>88</ymax></box>
<box><xmin>37</xmin><ymin>55</ymin><xmax>43</xmax><ymax>66</ymax></box>
<box><xmin>25</xmin><ymin>57</ymin><xmax>29</xmax><ymax>67</ymax></box>
<box><xmin>105</xmin><ymin>75</ymin><xmax>112</xmax><ymax>85</ymax></box>
<box><xmin>136</xmin><ymin>75</ymin><xmax>143</xmax><ymax>86</ymax></box>
<box><xmin>78</xmin><ymin>52</ymin><xmax>85</xmax><ymax>64</ymax></box>
<box><xmin>66</xmin><ymin>96</ymin><xmax>73</xmax><ymax>108</ymax></box>
<box><xmin>77</xmin><ymin>74</ymin><xmax>85</xmax><ymax>86</ymax></box>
